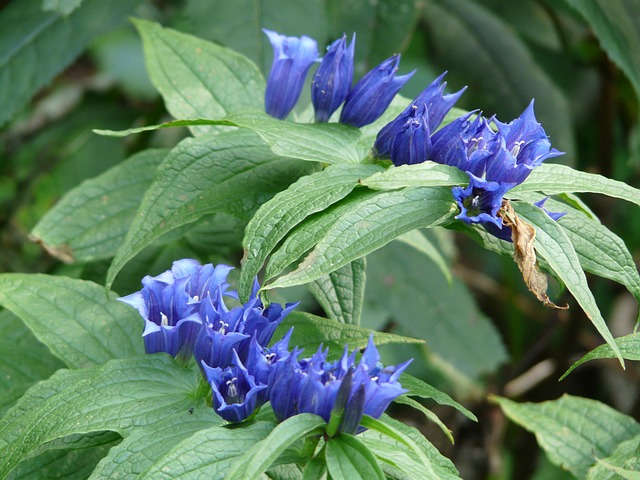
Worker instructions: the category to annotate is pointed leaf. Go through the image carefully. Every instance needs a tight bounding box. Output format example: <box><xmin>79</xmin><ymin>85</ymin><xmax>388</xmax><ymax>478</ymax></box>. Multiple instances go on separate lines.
<box><xmin>393</xmin><ymin>396</ymin><xmax>454</xmax><ymax>444</ymax></box>
<box><xmin>513</xmin><ymin>201</ymin><xmax>624</xmax><ymax>365</ymax></box>
<box><xmin>239</xmin><ymin>164</ymin><xmax>380</xmax><ymax>299</ymax></box>
<box><xmin>587</xmin><ymin>435</ymin><xmax>640</xmax><ymax>480</ymax></box>
<box><xmin>225</xmin><ymin>414</ymin><xmax>326</xmax><ymax>480</ymax></box>
<box><xmin>133</xmin><ymin>19</ymin><xmax>264</xmax><ymax>135</ymax></box>
<box><xmin>495</xmin><ymin>395</ymin><xmax>640</xmax><ymax>478</ymax></box>
<box><xmin>360</xmin><ymin>162</ymin><xmax>468</xmax><ymax>191</ymax></box>
<box><xmin>400</xmin><ymin>374</ymin><xmax>476</xmax><ymax>422</ymax></box>
<box><xmin>325</xmin><ymin>434</ymin><xmax>384</xmax><ymax>480</ymax></box>
<box><xmin>561</xmin><ymin>333</ymin><xmax>640</xmax><ymax>380</ymax></box>
<box><xmin>307</xmin><ymin>258</ymin><xmax>367</xmax><ymax>325</ymax></box>
<box><xmin>266</xmin><ymin>187</ymin><xmax>457</xmax><ymax>289</ymax></box>
<box><xmin>31</xmin><ymin>148</ymin><xmax>168</xmax><ymax>263</ymax></box>
<box><xmin>395</xmin><ymin>230</ymin><xmax>452</xmax><ymax>283</ymax></box>
<box><xmin>0</xmin><ymin>274</ymin><xmax>142</xmax><ymax>368</ymax></box>
<box><xmin>106</xmin><ymin>130</ymin><xmax>311</xmax><ymax>288</ymax></box>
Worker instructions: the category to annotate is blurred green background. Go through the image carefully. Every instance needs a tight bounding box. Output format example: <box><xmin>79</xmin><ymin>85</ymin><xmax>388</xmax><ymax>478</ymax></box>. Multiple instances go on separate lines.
<box><xmin>1</xmin><ymin>0</ymin><xmax>639</xmax><ymax>478</ymax></box>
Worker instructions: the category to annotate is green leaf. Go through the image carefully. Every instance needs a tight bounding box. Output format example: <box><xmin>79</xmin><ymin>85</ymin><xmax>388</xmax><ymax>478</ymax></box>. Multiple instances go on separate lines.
<box><xmin>41</xmin><ymin>0</ymin><xmax>83</xmax><ymax>15</ymax></box>
<box><xmin>264</xmin><ymin>190</ymin><xmax>379</xmax><ymax>282</ymax></box>
<box><xmin>31</xmin><ymin>149</ymin><xmax>168</xmax><ymax>263</ymax></box>
<box><xmin>302</xmin><ymin>455</ymin><xmax>326</xmax><ymax>480</ymax></box>
<box><xmin>276</xmin><ymin>311</ymin><xmax>422</xmax><ymax>356</ymax></box>
<box><xmin>266</xmin><ymin>187</ymin><xmax>457</xmax><ymax>289</ymax></box>
<box><xmin>561</xmin><ymin>333</ymin><xmax>640</xmax><ymax>380</ymax></box>
<box><xmin>400</xmin><ymin>374</ymin><xmax>476</xmax><ymax>422</ymax></box>
<box><xmin>138</xmin><ymin>421</ymin><xmax>275</xmax><ymax>480</ymax></box>
<box><xmin>106</xmin><ymin>130</ymin><xmax>312</xmax><ymax>288</ymax></box>
<box><xmin>393</xmin><ymin>396</ymin><xmax>454</xmax><ymax>444</ymax></box>
<box><xmin>514</xmin><ymin>202</ymin><xmax>623</xmax><ymax>365</ymax></box>
<box><xmin>133</xmin><ymin>19</ymin><xmax>264</xmax><ymax>135</ymax></box>
<box><xmin>0</xmin><ymin>311</ymin><xmax>63</xmax><ymax>415</ymax></box>
<box><xmin>94</xmin><ymin>112</ymin><xmax>365</xmax><ymax>165</ymax></box>
<box><xmin>239</xmin><ymin>164</ymin><xmax>380</xmax><ymax>299</ymax></box>
<box><xmin>566</xmin><ymin>0</ymin><xmax>640</xmax><ymax>99</ymax></box>
<box><xmin>0</xmin><ymin>274</ymin><xmax>143</xmax><ymax>368</ymax></box>
<box><xmin>325</xmin><ymin>434</ymin><xmax>385</xmax><ymax>480</ymax></box>
<box><xmin>225</xmin><ymin>414</ymin><xmax>326</xmax><ymax>480</ymax></box>
<box><xmin>8</xmin><ymin>439</ymin><xmax>118</xmax><ymax>480</ymax></box>
<box><xmin>89</xmin><ymin>409</ymin><xmax>222</xmax><ymax>480</ymax></box>
<box><xmin>494</xmin><ymin>395</ymin><xmax>640</xmax><ymax>478</ymax></box>
<box><xmin>422</xmin><ymin>0</ymin><xmax>575</xmax><ymax>161</ymax></box>
<box><xmin>395</xmin><ymin>229</ymin><xmax>452</xmax><ymax>284</ymax></box>
<box><xmin>365</xmin><ymin>242</ymin><xmax>508</xmax><ymax>380</ymax></box>
<box><xmin>360</xmin><ymin>415</ymin><xmax>461</xmax><ymax>480</ymax></box>
<box><xmin>308</xmin><ymin>258</ymin><xmax>367</xmax><ymax>325</ymax></box>
<box><xmin>511</xmin><ymin>164</ymin><xmax>640</xmax><ymax>207</ymax></box>
<box><xmin>587</xmin><ymin>435</ymin><xmax>640</xmax><ymax>480</ymax></box>
<box><xmin>0</xmin><ymin>0</ymin><xmax>139</xmax><ymax>127</ymax></box>
<box><xmin>0</xmin><ymin>356</ymin><xmax>204</xmax><ymax>478</ymax></box>
<box><xmin>360</xmin><ymin>162</ymin><xmax>469</xmax><ymax>191</ymax></box>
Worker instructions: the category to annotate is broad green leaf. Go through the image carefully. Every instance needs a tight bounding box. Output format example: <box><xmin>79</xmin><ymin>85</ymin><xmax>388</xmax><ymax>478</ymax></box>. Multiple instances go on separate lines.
<box><xmin>360</xmin><ymin>415</ymin><xmax>461</xmax><ymax>480</ymax></box>
<box><xmin>587</xmin><ymin>435</ymin><xmax>640</xmax><ymax>480</ymax></box>
<box><xmin>266</xmin><ymin>465</ymin><xmax>304</xmax><ymax>480</ymax></box>
<box><xmin>0</xmin><ymin>311</ymin><xmax>63</xmax><ymax>415</ymax></box>
<box><xmin>514</xmin><ymin>201</ymin><xmax>623</xmax><ymax>365</ymax></box>
<box><xmin>400</xmin><ymin>374</ymin><xmax>477</xmax><ymax>422</ymax></box>
<box><xmin>176</xmin><ymin>0</ymin><xmax>328</xmax><ymax>74</ymax></box>
<box><xmin>325</xmin><ymin>434</ymin><xmax>384</xmax><ymax>480</ymax></box>
<box><xmin>308</xmin><ymin>258</ymin><xmax>367</xmax><ymax>325</ymax></box>
<box><xmin>266</xmin><ymin>187</ymin><xmax>457</xmax><ymax>289</ymax></box>
<box><xmin>31</xmin><ymin>149</ymin><xmax>168</xmax><ymax>263</ymax></box>
<box><xmin>226</xmin><ymin>414</ymin><xmax>326</xmax><ymax>480</ymax></box>
<box><xmin>106</xmin><ymin>130</ymin><xmax>311</xmax><ymax>288</ymax></box>
<box><xmin>0</xmin><ymin>274</ymin><xmax>142</xmax><ymax>368</ymax></box>
<box><xmin>264</xmin><ymin>190</ymin><xmax>379</xmax><ymax>281</ymax></box>
<box><xmin>8</xmin><ymin>439</ymin><xmax>118</xmax><ymax>480</ymax></box>
<box><xmin>276</xmin><ymin>311</ymin><xmax>422</xmax><ymax>356</ymax></box>
<box><xmin>395</xmin><ymin>229</ymin><xmax>452</xmax><ymax>284</ymax></box>
<box><xmin>133</xmin><ymin>19</ymin><xmax>264</xmax><ymax>135</ymax></box>
<box><xmin>95</xmin><ymin>112</ymin><xmax>364</xmax><ymax>165</ymax></box>
<box><xmin>365</xmin><ymin>243</ymin><xmax>508</xmax><ymax>380</ymax></box>
<box><xmin>138</xmin><ymin>422</ymin><xmax>275</xmax><ymax>480</ymax></box>
<box><xmin>0</xmin><ymin>356</ymin><xmax>204</xmax><ymax>479</ymax></box>
<box><xmin>422</xmin><ymin>0</ymin><xmax>575</xmax><ymax>161</ymax></box>
<box><xmin>561</xmin><ymin>333</ymin><xmax>640</xmax><ymax>380</ymax></box>
<box><xmin>566</xmin><ymin>0</ymin><xmax>640</xmax><ymax>99</ymax></box>
<box><xmin>360</xmin><ymin>162</ymin><xmax>468</xmax><ymax>190</ymax></box>
<box><xmin>511</xmin><ymin>164</ymin><xmax>640</xmax><ymax>207</ymax></box>
<box><xmin>302</xmin><ymin>456</ymin><xmax>326</xmax><ymax>480</ymax></box>
<box><xmin>89</xmin><ymin>409</ymin><xmax>222</xmax><ymax>480</ymax></box>
<box><xmin>495</xmin><ymin>395</ymin><xmax>640</xmax><ymax>478</ymax></box>
<box><xmin>0</xmin><ymin>0</ymin><xmax>139</xmax><ymax>127</ymax></box>
<box><xmin>239</xmin><ymin>164</ymin><xmax>380</xmax><ymax>299</ymax></box>
<box><xmin>393</xmin><ymin>396</ymin><xmax>453</xmax><ymax>444</ymax></box>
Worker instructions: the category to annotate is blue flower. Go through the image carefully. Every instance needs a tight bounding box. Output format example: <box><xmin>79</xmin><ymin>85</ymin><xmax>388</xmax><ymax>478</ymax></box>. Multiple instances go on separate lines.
<box><xmin>193</xmin><ymin>278</ymin><xmax>298</xmax><ymax>369</ymax></box>
<box><xmin>311</xmin><ymin>34</ymin><xmax>355</xmax><ymax>122</ymax></box>
<box><xmin>264</xmin><ymin>29</ymin><xmax>319</xmax><ymax>119</ymax></box>
<box><xmin>375</xmin><ymin>72</ymin><xmax>466</xmax><ymax>160</ymax></box>
<box><xmin>202</xmin><ymin>350</ymin><xmax>267</xmax><ymax>422</ymax></box>
<box><xmin>340</xmin><ymin>55</ymin><xmax>414</xmax><ymax>127</ymax></box>
<box><xmin>268</xmin><ymin>335</ymin><xmax>410</xmax><ymax>434</ymax></box>
<box><xmin>246</xmin><ymin>330</ymin><xmax>294</xmax><ymax>403</ymax></box>
<box><xmin>118</xmin><ymin>259</ymin><xmax>234</xmax><ymax>357</ymax></box>
<box><xmin>534</xmin><ymin>197</ymin><xmax>567</xmax><ymax>222</ymax></box>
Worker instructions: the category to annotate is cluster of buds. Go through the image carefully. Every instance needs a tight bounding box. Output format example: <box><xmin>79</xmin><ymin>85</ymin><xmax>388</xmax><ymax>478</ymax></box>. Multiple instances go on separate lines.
<box><xmin>119</xmin><ymin>259</ymin><xmax>409</xmax><ymax>430</ymax></box>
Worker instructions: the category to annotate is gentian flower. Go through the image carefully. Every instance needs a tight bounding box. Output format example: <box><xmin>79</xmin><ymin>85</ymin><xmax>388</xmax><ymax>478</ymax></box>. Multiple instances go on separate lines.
<box><xmin>375</xmin><ymin>72</ymin><xmax>466</xmax><ymax>160</ymax></box>
<box><xmin>246</xmin><ymin>330</ymin><xmax>294</xmax><ymax>403</ymax></box>
<box><xmin>193</xmin><ymin>278</ymin><xmax>298</xmax><ymax>369</ymax></box>
<box><xmin>311</xmin><ymin>33</ymin><xmax>355</xmax><ymax>122</ymax></box>
<box><xmin>340</xmin><ymin>55</ymin><xmax>414</xmax><ymax>127</ymax></box>
<box><xmin>202</xmin><ymin>350</ymin><xmax>267</xmax><ymax>422</ymax></box>
<box><xmin>268</xmin><ymin>335</ymin><xmax>410</xmax><ymax>434</ymax></box>
<box><xmin>263</xmin><ymin>29</ymin><xmax>319</xmax><ymax>119</ymax></box>
<box><xmin>118</xmin><ymin>259</ymin><xmax>234</xmax><ymax>357</ymax></box>
<box><xmin>449</xmin><ymin>101</ymin><xmax>564</xmax><ymax>239</ymax></box>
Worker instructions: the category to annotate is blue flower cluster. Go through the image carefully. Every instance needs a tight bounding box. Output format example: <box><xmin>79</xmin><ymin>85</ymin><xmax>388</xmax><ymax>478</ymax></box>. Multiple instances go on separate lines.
<box><xmin>264</xmin><ymin>29</ymin><xmax>413</xmax><ymax>126</ymax></box>
<box><xmin>264</xmin><ymin>28</ymin><xmax>565</xmax><ymax>240</ymax></box>
<box><xmin>119</xmin><ymin>259</ymin><xmax>409</xmax><ymax>431</ymax></box>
